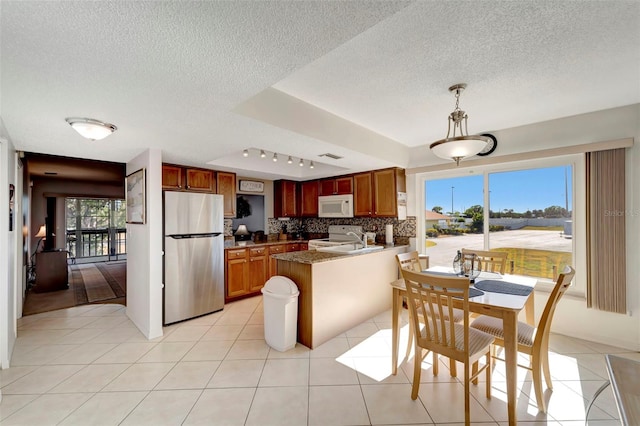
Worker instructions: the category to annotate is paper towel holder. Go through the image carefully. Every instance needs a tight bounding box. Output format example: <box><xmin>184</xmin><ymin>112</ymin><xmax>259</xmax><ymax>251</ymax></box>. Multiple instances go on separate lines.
<box><xmin>385</xmin><ymin>224</ymin><xmax>394</xmax><ymax>247</ymax></box>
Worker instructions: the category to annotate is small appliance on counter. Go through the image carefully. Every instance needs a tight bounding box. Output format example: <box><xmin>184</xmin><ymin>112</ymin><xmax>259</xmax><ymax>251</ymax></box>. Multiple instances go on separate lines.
<box><xmin>252</xmin><ymin>230</ymin><xmax>266</xmax><ymax>243</ymax></box>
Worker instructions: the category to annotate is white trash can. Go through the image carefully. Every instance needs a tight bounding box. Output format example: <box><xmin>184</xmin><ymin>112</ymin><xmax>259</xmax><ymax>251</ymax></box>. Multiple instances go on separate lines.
<box><xmin>261</xmin><ymin>276</ymin><xmax>299</xmax><ymax>352</ymax></box>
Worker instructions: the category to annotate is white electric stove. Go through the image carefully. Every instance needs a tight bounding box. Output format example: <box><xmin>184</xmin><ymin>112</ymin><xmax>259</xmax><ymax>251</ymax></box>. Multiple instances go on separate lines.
<box><xmin>308</xmin><ymin>225</ymin><xmax>364</xmax><ymax>250</ymax></box>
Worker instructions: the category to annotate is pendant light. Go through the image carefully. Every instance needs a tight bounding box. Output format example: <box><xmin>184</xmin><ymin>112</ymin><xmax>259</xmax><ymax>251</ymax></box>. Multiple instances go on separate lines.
<box><xmin>429</xmin><ymin>83</ymin><xmax>491</xmax><ymax>166</ymax></box>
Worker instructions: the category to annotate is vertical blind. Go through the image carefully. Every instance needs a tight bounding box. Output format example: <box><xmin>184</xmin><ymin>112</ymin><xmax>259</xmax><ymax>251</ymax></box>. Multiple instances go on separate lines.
<box><xmin>586</xmin><ymin>148</ymin><xmax>626</xmax><ymax>313</ymax></box>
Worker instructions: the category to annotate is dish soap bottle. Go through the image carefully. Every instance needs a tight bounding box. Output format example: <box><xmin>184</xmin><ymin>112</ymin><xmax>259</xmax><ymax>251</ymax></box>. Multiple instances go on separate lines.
<box><xmin>452</xmin><ymin>250</ymin><xmax>462</xmax><ymax>275</ymax></box>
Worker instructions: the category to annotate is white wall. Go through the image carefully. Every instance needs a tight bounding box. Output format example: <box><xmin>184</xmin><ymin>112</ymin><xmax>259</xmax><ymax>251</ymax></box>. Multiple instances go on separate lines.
<box><xmin>125</xmin><ymin>149</ymin><xmax>163</xmax><ymax>339</ymax></box>
<box><xmin>0</xmin><ymin>135</ymin><xmax>17</xmax><ymax>369</ymax></box>
<box><xmin>407</xmin><ymin>104</ymin><xmax>640</xmax><ymax>350</ymax></box>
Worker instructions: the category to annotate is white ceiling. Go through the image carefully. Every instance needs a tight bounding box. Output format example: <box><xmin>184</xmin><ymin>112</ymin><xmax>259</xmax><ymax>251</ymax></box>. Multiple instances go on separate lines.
<box><xmin>2</xmin><ymin>1</ymin><xmax>639</xmax><ymax>180</ymax></box>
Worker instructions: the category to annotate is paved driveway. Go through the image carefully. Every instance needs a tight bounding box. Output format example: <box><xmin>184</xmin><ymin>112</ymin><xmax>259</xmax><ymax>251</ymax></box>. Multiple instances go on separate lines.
<box><xmin>425</xmin><ymin>229</ymin><xmax>572</xmax><ymax>267</ymax></box>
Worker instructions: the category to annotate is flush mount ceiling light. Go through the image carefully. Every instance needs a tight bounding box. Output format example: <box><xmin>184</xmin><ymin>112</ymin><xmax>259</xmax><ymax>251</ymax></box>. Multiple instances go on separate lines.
<box><xmin>65</xmin><ymin>117</ymin><xmax>117</xmax><ymax>141</ymax></box>
<box><xmin>429</xmin><ymin>83</ymin><xmax>491</xmax><ymax>166</ymax></box>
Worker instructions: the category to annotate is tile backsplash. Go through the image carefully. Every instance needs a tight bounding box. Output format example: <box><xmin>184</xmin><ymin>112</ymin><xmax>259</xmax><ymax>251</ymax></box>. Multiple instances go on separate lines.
<box><xmin>266</xmin><ymin>216</ymin><xmax>416</xmax><ymax>243</ymax></box>
<box><xmin>225</xmin><ymin>216</ymin><xmax>415</xmax><ymax>244</ymax></box>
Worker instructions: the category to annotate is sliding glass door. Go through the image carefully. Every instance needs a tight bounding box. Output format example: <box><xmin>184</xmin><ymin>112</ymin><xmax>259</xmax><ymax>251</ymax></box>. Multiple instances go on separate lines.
<box><xmin>65</xmin><ymin>198</ymin><xmax>126</xmax><ymax>261</ymax></box>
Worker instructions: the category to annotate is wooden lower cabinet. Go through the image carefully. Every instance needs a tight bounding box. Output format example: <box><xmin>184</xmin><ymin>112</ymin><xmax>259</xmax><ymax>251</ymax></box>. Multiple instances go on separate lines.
<box><xmin>247</xmin><ymin>247</ymin><xmax>267</xmax><ymax>292</ymax></box>
<box><xmin>267</xmin><ymin>244</ymin><xmax>287</xmax><ymax>279</ymax></box>
<box><xmin>225</xmin><ymin>247</ymin><xmax>268</xmax><ymax>302</ymax></box>
<box><xmin>225</xmin><ymin>242</ymin><xmax>307</xmax><ymax>302</ymax></box>
<box><xmin>225</xmin><ymin>249</ymin><xmax>249</xmax><ymax>300</ymax></box>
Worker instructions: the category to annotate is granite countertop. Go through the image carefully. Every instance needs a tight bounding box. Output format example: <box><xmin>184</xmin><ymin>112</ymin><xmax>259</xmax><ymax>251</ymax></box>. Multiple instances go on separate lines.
<box><xmin>271</xmin><ymin>245</ymin><xmax>408</xmax><ymax>264</ymax></box>
<box><xmin>224</xmin><ymin>239</ymin><xmax>308</xmax><ymax>249</ymax></box>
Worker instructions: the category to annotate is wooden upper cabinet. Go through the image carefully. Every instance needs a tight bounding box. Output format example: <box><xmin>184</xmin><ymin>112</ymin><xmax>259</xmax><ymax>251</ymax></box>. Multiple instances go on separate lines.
<box><xmin>162</xmin><ymin>165</ymin><xmax>183</xmax><ymax>190</ymax></box>
<box><xmin>319</xmin><ymin>177</ymin><xmax>353</xmax><ymax>196</ymax></box>
<box><xmin>216</xmin><ymin>172</ymin><xmax>236</xmax><ymax>218</ymax></box>
<box><xmin>373</xmin><ymin>168</ymin><xmax>406</xmax><ymax>217</ymax></box>
<box><xmin>185</xmin><ymin>168</ymin><xmax>215</xmax><ymax>192</ymax></box>
<box><xmin>353</xmin><ymin>168</ymin><xmax>406</xmax><ymax>217</ymax></box>
<box><xmin>353</xmin><ymin>172</ymin><xmax>373</xmax><ymax>216</ymax></box>
<box><xmin>353</xmin><ymin>172</ymin><xmax>373</xmax><ymax>217</ymax></box>
<box><xmin>319</xmin><ymin>179</ymin><xmax>335</xmax><ymax>196</ymax></box>
<box><xmin>274</xmin><ymin>180</ymin><xmax>298</xmax><ymax>217</ymax></box>
<box><xmin>299</xmin><ymin>180</ymin><xmax>318</xmax><ymax>217</ymax></box>
<box><xmin>336</xmin><ymin>177</ymin><xmax>354</xmax><ymax>194</ymax></box>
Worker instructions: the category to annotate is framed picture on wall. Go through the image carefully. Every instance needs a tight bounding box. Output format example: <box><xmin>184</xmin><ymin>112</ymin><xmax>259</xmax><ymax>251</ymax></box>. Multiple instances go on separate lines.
<box><xmin>239</xmin><ymin>180</ymin><xmax>264</xmax><ymax>193</ymax></box>
<box><xmin>126</xmin><ymin>168</ymin><xmax>146</xmax><ymax>224</ymax></box>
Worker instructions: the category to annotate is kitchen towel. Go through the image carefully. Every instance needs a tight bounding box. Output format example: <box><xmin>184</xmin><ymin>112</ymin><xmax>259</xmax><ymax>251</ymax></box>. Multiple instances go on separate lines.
<box><xmin>385</xmin><ymin>224</ymin><xmax>394</xmax><ymax>245</ymax></box>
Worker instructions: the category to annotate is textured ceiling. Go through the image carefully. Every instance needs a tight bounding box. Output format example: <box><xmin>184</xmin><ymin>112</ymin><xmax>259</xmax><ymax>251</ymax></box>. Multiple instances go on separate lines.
<box><xmin>2</xmin><ymin>1</ymin><xmax>639</xmax><ymax>180</ymax></box>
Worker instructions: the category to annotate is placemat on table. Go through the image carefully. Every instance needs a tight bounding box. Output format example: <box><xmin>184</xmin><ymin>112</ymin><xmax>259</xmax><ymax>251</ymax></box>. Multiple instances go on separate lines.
<box><xmin>451</xmin><ymin>288</ymin><xmax>484</xmax><ymax>299</ymax></box>
<box><xmin>468</xmin><ymin>288</ymin><xmax>484</xmax><ymax>298</ymax></box>
<box><xmin>474</xmin><ymin>280</ymin><xmax>533</xmax><ymax>296</ymax></box>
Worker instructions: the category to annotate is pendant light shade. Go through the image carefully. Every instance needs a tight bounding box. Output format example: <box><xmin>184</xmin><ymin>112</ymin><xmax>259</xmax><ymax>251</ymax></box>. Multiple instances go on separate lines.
<box><xmin>429</xmin><ymin>84</ymin><xmax>490</xmax><ymax>166</ymax></box>
<box><xmin>65</xmin><ymin>117</ymin><xmax>117</xmax><ymax>141</ymax></box>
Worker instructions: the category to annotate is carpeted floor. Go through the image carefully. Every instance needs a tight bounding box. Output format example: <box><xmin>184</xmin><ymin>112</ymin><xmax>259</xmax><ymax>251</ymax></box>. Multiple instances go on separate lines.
<box><xmin>23</xmin><ymin>261</ymin><xmax>126</xmax><ymax>316</ymax></box>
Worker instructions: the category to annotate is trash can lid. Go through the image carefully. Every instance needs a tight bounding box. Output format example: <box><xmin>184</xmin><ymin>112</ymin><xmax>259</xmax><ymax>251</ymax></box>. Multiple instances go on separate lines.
<box><xmin>262</xmin><ymin>276</ymin><xmax>298</xmax><ymax>295</ymax></box>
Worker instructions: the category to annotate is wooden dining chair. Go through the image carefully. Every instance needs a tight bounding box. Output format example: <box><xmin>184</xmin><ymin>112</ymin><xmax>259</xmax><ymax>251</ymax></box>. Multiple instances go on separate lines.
<box><xmin>470</xmin><ymin>266</ymin><xmax>576</xmax><ymax>413</ymax></box>
<box><xmin>395</xmin><ymin>252</ymin><xmax>464</xmax><ymax>376</ymax></box>
<box><xmin>461</xmin><ymin>249</ymin><xmax>508</xmax><ymax>274</ymax></box>
<box><xmin>401</xmin><ymin>268</ymin><xmax>494</xmax><ymax>425</ymax></box>
<box><xmin>396</xmin><ymin>251</ymin><xmax>424</xmax><ymax>273</ymax></box>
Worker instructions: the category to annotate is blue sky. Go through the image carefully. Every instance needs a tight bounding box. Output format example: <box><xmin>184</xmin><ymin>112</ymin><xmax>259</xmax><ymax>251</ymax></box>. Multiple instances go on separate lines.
<box><xmin>425</xmin><ymin>166</ymin><xmax>573</xmax><ymax>214</ymax></box>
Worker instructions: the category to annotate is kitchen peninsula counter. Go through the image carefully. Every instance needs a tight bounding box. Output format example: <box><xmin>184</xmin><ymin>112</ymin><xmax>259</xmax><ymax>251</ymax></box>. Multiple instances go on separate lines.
<box><xmin>224</xmin><ymin>239</ymin><xmax>307</xmax><ymax>249</ymax></box>
<box><xmin>274</xmin><ymin>245</ymin><xmax>408</xmax><ymax>349</ymax></box>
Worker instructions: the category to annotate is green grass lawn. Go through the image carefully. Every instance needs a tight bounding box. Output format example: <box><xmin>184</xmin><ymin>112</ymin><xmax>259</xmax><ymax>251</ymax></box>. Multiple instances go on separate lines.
<box><xmin>491</xmin><ymin>247</ymin><xmax>571</xmax><ymax>279</ymax></box>
<box><xmin>519</xmin><ymin>226</ymin><xmax>564</xmax><ymax>231</ymax></box>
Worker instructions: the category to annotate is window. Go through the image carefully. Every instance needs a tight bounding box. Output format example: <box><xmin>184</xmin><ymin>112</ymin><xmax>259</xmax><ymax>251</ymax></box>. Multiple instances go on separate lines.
<box><xmin>66</xmin><ymin>198</ymin><xmax>126</xmax><ymax>260</ymax></box>
<box><xmin>421</xmin><ymin>156</ymin><xmax>581</xmax><ymax>291</ymax></box>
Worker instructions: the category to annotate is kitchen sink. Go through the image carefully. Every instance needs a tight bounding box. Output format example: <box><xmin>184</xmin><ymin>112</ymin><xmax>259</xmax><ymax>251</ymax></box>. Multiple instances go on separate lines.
<box><xmin>316</xmin><ymin>244</ymin><xmax>384</xmax><ymax>255</ymax></box>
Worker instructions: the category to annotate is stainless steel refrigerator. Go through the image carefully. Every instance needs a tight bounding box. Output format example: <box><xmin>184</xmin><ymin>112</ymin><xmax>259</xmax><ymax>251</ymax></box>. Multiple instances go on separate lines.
<box><xmin>163</xmin><ymin>191</ymin><xmax>224</xmax><ymax>325</ymax></box>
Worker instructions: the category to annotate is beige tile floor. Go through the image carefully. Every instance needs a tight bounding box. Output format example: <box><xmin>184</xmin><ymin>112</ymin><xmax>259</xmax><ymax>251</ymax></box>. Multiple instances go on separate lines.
<box><xmin>1</xmin><ymin>296</ymin><xmax>636</xmax><ymax>425</ymax></box>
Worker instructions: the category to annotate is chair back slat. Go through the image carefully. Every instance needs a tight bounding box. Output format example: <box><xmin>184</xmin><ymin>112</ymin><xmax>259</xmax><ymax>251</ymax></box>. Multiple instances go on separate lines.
<box><xmin>534</xmin><ymin>266</ymin><xmax>576</xmax><ymax>348</ymax></box>
<box><xmin>461</xmin><ymin>249</ymin><xmax>508</xmax><ymax>274</ymax></box>
<box><xmin>401</xmin><ymin>269</ymin><xmax>470</xmax><ymax>360</ymax></box>
<box><xmin>396</xmin><ymin>251</ymin><xmax>423</xmax><ymax>273</ymax></box>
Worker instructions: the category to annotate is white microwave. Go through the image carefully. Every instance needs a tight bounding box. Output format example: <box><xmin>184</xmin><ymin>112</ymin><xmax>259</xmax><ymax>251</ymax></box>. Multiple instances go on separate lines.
<box><xmin>318</xmin><ymin>194</ymin><xmax>354</xmax><ymax>218</ymax></box>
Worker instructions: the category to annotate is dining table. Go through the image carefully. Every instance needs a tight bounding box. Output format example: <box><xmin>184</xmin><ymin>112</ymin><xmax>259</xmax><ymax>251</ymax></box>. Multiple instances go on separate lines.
<box><xmin>390</xmin><ymin>266</ymin><xmax>537</xmax><ymax>426</ymax></box>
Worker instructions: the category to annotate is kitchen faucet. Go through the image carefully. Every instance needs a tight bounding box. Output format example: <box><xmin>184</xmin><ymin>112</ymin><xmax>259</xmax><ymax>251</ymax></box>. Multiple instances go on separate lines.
<box><xmin>346</xmin><ymin>231</ymin><xmax>367</xmax><ymax>248</ymax></box>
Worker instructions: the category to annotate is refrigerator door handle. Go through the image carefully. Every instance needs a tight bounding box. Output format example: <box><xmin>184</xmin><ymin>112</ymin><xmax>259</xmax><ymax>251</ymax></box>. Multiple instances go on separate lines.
<box><xmin>169</xmin><ymin>233</ymin><xmax>222</xmax><ymax>239</ymax></box>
